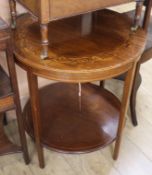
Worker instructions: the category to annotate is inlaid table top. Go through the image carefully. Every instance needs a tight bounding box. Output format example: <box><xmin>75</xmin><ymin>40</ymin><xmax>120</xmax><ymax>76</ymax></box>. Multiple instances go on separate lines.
<box><xmin>14</xmin><ymin>10</ymin><xmax>146</xmax><ymax>82</ymax></box>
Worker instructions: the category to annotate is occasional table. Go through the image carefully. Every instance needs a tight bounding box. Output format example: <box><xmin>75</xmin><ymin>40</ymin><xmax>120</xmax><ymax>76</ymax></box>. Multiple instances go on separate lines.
<box><xmin>13</xmin><ymin>9</ymin><xmax>146</xmax><ymax>168</ymax></box>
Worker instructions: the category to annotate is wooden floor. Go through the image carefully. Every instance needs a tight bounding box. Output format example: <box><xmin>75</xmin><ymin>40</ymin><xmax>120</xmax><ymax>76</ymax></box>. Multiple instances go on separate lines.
<box><xmin>0</xmin><ymin>59</ymin><xmax>152</xmax><ymax>175</ymax></box>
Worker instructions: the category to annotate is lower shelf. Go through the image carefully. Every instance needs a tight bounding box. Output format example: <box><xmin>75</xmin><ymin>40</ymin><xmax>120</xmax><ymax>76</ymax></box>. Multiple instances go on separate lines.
<box><xmin>24</xmin><ymin>83</ymin><xmax>120</xmax><ymax>153</ymax></box>
<box><xmin>0</xmin><ymin>116</ymin><xmax>22</xmax><ymax>156</ymax></box>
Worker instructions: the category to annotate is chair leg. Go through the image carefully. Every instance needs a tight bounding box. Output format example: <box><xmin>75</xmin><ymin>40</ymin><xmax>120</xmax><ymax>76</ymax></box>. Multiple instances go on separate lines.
<box><xmin>6</xmin><ymin>42</ymin><xmax>30</xmax><ymax>164</ymax></box>
<box><xmin>3</xmin><ymin>113</ymin><xmax>8</xmax><ymax>126</ymax></box>
<box><xmin>130</xmin><ymin>62</ymin><xmax>142</xmax><ymax>126</ymax></box>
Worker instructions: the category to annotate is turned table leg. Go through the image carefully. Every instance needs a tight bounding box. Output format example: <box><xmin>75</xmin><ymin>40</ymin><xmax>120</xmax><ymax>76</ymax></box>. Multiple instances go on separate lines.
<box><xmin>27</xmin><ymin>72</ymin><xmax>44</xmax><ymax>168</ymax></box>
<box><xmin>113</xmin><ymin>62</ymin><xmax>137</xmax><ymax>160</ymax></box>
<box><xmin>131</xmin><ymin>0</ymin><xmax>144</xmax><ymax>31</ymax></box>
<box><xmin>40</xmin><ymin>23</ymin><xmax>49</xmax><ymax>59</ymax></box>
<box><xmin>9</xmin><ymin>0</ymin><xmax>17</xmax><ymax>29</ymax></box>
<box><xmin>6</xmin><ymin>42</ymin><xmax>30</xmax><ymax>164</ymax></box>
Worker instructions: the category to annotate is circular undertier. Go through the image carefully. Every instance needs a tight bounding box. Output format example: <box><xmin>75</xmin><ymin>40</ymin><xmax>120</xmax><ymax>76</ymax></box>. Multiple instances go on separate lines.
<box><xmin>24</xmin><ymin>83</ymin><xmax>120</xmax><ymax>153</ymax></box>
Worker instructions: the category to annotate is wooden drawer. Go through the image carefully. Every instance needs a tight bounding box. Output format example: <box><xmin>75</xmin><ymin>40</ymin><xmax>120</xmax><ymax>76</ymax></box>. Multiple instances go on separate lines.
<box><xmin>17</xmin><ymin>0</ymin><xmax>134</xmax><ymax>21</ymax></box>
<box><xmin>50</xmin><ymin>0</ymin><xmax>133</xmax><ymax>20</ymax></box>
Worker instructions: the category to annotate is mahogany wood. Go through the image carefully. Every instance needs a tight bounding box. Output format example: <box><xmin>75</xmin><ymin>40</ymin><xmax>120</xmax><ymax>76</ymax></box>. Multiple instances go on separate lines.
<box><xmin>14</xmin><ymin>10</ymin><xmax>146</xmax><ymax>83</ymax></box>
<box><xmin>9</xmin><ymin>0</ymin><xmax>138</xmax><ymax>59</ymax></box>
<box><xmin>113</xmin><ymin>62</ymin><xmax>136</xmax><ymax>159</ymax></box>
<box><xmin>130</xmin><ymin>62</ymin><xmax>142</xmax><ymax>125</ymax></box>
<box><xmin>13</xmin><ymin>0</ymin><xmax>134</xmax><ymax>21</ymax></box>
<box><xmin>6</xmin><ymin>40</ymin><xmax>30</xmax><ymax>164</ymax></box>
<box><xmin>115</xmin><ymin>1</ymin><xmax>152</xmax><ymax>126</ymax></box>
<box><xmin>27</xmin><ymin>72</ymin><xmax>44</xmax><ymax>168</ymax></box>
<box><xmin>0</xmin><ymin>17</ymin><xmax>29</xmax><ymax>163</ymax></box>
<box><xmin>24</xmin><ymin>83</ymin><xmax>120</xmax><ymax>153</ymax></box>
<box><xmin>13</xmin><ymin>9</ymin><xmax>147</xmax><ymax>167</ymax></box>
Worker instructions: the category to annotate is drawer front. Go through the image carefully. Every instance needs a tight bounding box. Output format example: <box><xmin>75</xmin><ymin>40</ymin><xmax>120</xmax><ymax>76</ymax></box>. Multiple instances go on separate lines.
<box><xmin>50</xmin><ymin>0</ymin><xmax>134</xmax><ymax>20</ymax></box>
<box><xmin>17</xmin><ymin>0</ymin><xmax>134</xmax><ymax>21</ymax></box>
<box><xmin>17</xmin><ymin>0</ymin><xmax>38</xmax><ymax>15</ymax></box>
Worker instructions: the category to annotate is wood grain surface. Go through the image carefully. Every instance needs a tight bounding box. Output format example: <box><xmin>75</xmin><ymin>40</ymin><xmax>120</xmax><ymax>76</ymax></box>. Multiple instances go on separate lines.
<box><xmin>24</xmin><ymin>83</ymin><xmax>120</xmax><ymax>153</ymax></box>
<box><xmin>14</xmin><ymin>10</ymin><xmax>146</xmax><ymax>82</ymax></box>
<box><xmin>16</xmin><ymin>0</ymin><xmax>134</xmax><ymax>21</ymax></box>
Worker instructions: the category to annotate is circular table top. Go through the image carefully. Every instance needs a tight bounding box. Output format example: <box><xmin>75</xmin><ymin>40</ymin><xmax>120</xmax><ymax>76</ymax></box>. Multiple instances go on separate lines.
<box><xmin>14</xmin><ymin>10</ymin><xmax>146</xmax><ymax>82</ymax></box>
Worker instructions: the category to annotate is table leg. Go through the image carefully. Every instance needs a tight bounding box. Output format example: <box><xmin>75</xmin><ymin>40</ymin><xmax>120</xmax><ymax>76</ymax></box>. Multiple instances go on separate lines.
<box><xmin>27</xmin><ymin>72</ymin><xmax>44</xmax><ymax>168</ymax></box>
<box><xmin>9</xmin><ymin>0</ymin><xmax>17</xmax><ymax>29</ymax></box>
<box><xmin>113</xmin><ymin>62</ymin><xmax>137</xmax><ymax>160</ymax></box>
<box><xmin>40</xmin><ymin>23</ymin><xmax>49</xmax><ymax>59</ymax></box>
<box><xmin>130</xmin><ymin>61</ymin><xmax>142</xmax><ymax>126</ymax></box>
<box><xmin>6</xmin><ymin>42</ymin><xmax>29</xmax><ymax>164</ymax></box>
